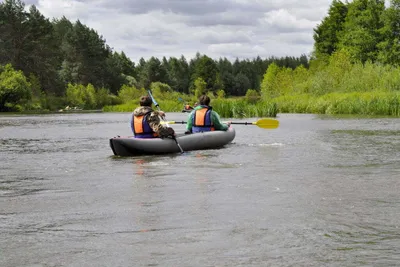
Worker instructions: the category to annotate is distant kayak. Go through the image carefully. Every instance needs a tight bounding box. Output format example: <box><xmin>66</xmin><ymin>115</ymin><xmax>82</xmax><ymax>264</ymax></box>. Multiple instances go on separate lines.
<box><xmin>181</xmin><ymin>109</ymin><xmax>193</xmax><ymax>113</ymax></box>
<box><xmin>110</xmin><ymin>127</ymin><xmax>236</xmax><ymax>156</ymax></box>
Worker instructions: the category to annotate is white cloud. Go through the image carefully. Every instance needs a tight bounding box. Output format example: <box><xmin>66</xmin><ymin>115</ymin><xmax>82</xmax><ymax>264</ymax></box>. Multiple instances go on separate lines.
<box><xmin>260</xmin><ymin>9</ymin><xmax>320</xmax><ymax>33</ymax></box>
<box><xmin>29</xmin><ymin>0</ymin><xmax>334</xmax><ymax>62</ymax></box>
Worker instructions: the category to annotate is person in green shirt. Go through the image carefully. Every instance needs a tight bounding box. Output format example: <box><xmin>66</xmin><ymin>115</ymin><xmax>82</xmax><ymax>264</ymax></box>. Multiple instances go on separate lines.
<box><xmin>185</xmin><ymin>95</ymin><xmax>231</xmax><ymax>134</ymax></box>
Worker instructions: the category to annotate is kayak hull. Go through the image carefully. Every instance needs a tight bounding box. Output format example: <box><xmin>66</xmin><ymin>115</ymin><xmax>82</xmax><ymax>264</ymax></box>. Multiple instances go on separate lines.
<box><xmin>110</xmin><ymin>127</ymin><xmax>235</xmax><ymax>156</ymax></box>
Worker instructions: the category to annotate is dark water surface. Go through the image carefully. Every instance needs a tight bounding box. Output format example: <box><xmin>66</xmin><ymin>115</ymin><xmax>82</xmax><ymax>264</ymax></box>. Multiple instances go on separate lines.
<box><xmin>1</xmin><ymin>113</ymin><xmax>399</xmax><ymax>267</ymax></box>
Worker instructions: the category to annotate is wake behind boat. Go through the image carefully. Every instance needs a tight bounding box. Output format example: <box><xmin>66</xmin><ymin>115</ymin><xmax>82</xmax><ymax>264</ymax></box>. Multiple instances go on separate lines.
<box><xmin>110</xmin><ymin>127</ymin><xmax>236</xmax><ymax>156</ymax></box>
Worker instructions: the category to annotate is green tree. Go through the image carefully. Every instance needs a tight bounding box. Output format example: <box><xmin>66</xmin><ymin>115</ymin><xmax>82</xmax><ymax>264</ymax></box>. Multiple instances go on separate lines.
<box><xmin>0</xmin><ymin>64</ymin><xmax>32</xmax><ymax>111</ymax></box>
<box><xmin>25</xmin><ymin>5</ymin><xmax>62</xmax><ymax>94</ymax></box>
<box><xmin>338</xmin><ymin>0</ymin><xmax>385</xmax><ymax>62</ymax></box>
<box><xmin>261</xmin><ymin>63</ymin><xmax>280</xmax><ymax>99</ymax></box>
<box><xmin>118</xmin><ymin>51</ymin><xmax>136</xmax><ymax>77</ymax></box>
<box><xmin>138</xmin><ymin>57</ymin><xmax>168</xmax><ymax>89</ymax></box>
<box><xmin>217</xmin><ymin>57</ymin><xmax>234</xmax><ymax>95</ymax></box>
<box><xmin>178</xmin><ymin>55</ymin><xmax>190</xmax><ymax>94</ymax></box>
<box><xmin>194</xmin><ymin>77</ymin><xmax>207</xmax><ymax>98</ymax></box>
<box><xmin>377</xmin><ymin>0</ymin><xmax>400</xmax><ymax>65</ymax></box>
<box><xmin>232</xmin><ymin>73</ymin><xmax>251</xmax><ymax>96</ymax></box>
<box><xmin>221</xmin><ymin>72</ymin><xmax>235</xmax><ymax>96</ymax></box>
<box><xmin>0</xmin><ymin>0</ymin><xmax>29</xmax><ymax>70</ymax></box>
<box><xmin>213</xmin><ymin>72</ymin><xmax>224</xmax><ymax>92</ymax></box>
<box><xmin>167</xmin><ymin>56</ymin><xmax>190</xmax><ymax>93</ymax></box>
<box><xmin>191</xmin><ymin>55</ymin><xmax>218</xmax><ymax>92</ymax></box>
<box><xmin>313</xmin><ymin>0</ymin><xmax>348</xmax><ymax>57</ymax></box>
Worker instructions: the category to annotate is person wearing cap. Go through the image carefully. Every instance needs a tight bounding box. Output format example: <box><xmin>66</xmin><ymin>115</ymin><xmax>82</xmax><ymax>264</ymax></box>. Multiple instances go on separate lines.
<box><xmin>131</xmin><ymin>96</ymin><xmax>175</xmax><ymax>138</ymax></box>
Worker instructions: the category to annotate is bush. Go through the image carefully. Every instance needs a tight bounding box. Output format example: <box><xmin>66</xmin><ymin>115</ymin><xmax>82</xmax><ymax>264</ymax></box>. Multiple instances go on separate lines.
<box><xmin>0</xmin><ymin>64</ymin><xmax>32</xmax><ymax>111</ymax></box>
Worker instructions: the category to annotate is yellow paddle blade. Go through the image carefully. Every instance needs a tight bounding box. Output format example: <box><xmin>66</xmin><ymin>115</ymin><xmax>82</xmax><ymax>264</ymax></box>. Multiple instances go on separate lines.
<box><xmin>252</xmin><ymin>118</ymin><xmax>279</xmax><ymax>129</ymax></box>
<box><xmin>228</xmin><ymin>118</ymin><xmax>279</xmax><ymax>129</ymax></box>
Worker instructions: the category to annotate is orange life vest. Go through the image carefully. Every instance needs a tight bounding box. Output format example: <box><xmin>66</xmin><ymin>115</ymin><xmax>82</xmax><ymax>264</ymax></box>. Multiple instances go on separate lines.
<box><xmin>192</xmin><ymin>106</ymin><xmax>215</xmax><ymax>133</ymax></box>
<box><xmin>132</xmin><ymin>113</ymin><xmax>158</xmax><ymax>138</ymax></box>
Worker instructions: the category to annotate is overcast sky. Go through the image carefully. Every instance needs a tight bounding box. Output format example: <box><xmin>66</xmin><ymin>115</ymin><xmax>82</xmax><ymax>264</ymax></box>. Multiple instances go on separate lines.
<box><xmin>24</xmin><ymin>0</ymin><xmax>338</xmax><ymax>62</ymax></box>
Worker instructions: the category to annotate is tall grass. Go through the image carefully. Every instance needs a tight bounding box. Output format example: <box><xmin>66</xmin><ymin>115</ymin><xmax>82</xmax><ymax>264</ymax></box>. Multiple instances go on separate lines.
<box><xmin>104</xmin><ymin>99</ymin><xmax>183</xmax><ymax>112</ymax></box>
<box><xmin>104</xmin><ymin>94</ymin><xmax>279</xmax><ymax>118</ymax></box>
<box><xmin>211</xmin><ymin>98</ymin><xmax>278</xmax><ymax>118</ymax></box>
<box><xmin>273</xmin><ymin>91</ymin><xmax>400</xmax><ymax>116</ymax></box>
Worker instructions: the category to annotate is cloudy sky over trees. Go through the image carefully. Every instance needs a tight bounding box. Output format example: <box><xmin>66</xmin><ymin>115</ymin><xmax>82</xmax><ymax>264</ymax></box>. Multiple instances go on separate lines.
<box><xmin>22</xmin><ymin>0</ymin><xmax>388</xmax><ymax>61</ymax></box>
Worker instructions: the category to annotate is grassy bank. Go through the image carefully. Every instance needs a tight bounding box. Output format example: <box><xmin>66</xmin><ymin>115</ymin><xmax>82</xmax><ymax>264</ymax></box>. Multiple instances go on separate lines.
<box><xmin>274</xmin><ymin>91</ymin><xmax>400</xmax><ymax>116</ymax></box>
<box><xmin>103</xmin><ymin>91</ymin><xmax>399</xmax><ymax>118</ymax></box>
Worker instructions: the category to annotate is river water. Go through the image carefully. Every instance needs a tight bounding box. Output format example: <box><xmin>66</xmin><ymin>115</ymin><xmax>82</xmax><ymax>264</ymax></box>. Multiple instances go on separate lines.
<box><xmin>0</xmin><ymin>112</ymin><xmax>399</xmax><ymax>267</ymax></box>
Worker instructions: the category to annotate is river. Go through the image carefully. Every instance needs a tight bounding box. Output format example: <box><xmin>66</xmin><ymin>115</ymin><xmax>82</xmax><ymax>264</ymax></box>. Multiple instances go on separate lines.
<box><xmin>1</xmin><ymin>112</ymin><xmax>399</xmax><ymax>267</ymax></box>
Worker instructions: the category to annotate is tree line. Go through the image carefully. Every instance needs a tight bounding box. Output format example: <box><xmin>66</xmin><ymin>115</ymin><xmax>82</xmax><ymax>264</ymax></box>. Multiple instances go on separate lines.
<box><xmin>0</xmin><ymin>0</ymin><xmax>308</xmax><ymax>111</ymax></box>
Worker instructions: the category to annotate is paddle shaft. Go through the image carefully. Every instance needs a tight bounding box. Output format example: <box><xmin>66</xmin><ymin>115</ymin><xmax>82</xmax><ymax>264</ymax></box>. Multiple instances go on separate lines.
<box><xmin>161</xmin><ymin>118</ymin><xmax>279</xmax><ymax>129</ymax></box>
<box><xmin>230</xmin><ymin>122</ymin><xmax>257</xmax><ymax>125</ymax></box>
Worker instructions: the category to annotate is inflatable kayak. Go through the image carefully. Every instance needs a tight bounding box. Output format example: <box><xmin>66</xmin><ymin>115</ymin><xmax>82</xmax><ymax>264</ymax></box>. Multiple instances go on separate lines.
<box><xmin>110</xmin><ymin>127</ymin><xmax>236</xmax><ymax>156</ymax></box>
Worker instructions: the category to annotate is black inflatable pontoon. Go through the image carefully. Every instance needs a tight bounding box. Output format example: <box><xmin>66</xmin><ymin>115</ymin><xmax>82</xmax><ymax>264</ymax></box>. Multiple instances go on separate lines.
<box><xmin>110</xmin><ymin>127</ymin><xmax>235</xmax><ymax>156</ymax></box>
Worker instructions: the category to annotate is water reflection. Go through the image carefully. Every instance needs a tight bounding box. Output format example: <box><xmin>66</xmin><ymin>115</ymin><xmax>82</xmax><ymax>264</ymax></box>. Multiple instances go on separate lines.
<box><xmin>133</xmin><ymin>158</ymin><xmax>146</xmax><ymax>176</ymax></box>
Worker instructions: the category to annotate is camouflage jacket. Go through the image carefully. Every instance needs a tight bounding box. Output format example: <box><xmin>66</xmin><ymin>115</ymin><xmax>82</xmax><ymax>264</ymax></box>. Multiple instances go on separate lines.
<box><xmin>132</xmin><ymin>106</ymin><xmax>174</xmax><ymax>138</ymax></box>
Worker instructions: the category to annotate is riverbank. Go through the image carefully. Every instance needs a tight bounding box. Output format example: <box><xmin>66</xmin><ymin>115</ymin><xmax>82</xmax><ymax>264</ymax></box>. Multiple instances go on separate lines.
<box><xmin>102</xmin><ymin>91</ymin><xmax>399</xmax><ymax>118</ymax></box>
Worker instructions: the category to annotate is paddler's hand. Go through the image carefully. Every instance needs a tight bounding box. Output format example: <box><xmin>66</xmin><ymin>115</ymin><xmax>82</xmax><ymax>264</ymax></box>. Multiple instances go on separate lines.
<box><xmin>167</xmin><ymin>127</ymin><xmax>175</xmax><ymax>136</ymax></box>
<box><xmin>158</xmin><ymin>111</ymin><xmax>166</xmax><ymax>118</ymax></box>
<box><xmin>226</xmin><ymin>121</ymin><xmax>232</xmax><ymax>126</ymax></box>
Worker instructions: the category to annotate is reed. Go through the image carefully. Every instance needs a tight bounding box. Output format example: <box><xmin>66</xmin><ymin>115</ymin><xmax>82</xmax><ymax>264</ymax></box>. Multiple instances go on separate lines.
<box><xmin>211</xmin><ymin>98</ymin><xmax>278</xmax><ymax>118</ymax></box>
<box><xmin>103</xmin><ymin>99</ymin><xmax>183</xmax><ymax>112</ymax></box>
<box><xmin>272</xmin><ymin>91</ymin><xmax>400</xmax><ymax>116</ymax></box>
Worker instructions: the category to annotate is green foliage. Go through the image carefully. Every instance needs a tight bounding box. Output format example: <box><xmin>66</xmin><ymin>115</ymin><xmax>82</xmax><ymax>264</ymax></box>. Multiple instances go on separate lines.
<box><xmin>150</xmin><ymin>81</ymin><xmax>172</xmax><ymax>94</ymax></box>
<box><xmin>313</xmin><ymin>0</ymin><xmax>348</xmax><ymax>57</ymax></box>
<box><xmin>191</xmin><ymin>55</ymin><xmax>218</xmax><ymax>92</ymax></box>
<box><xmin>337</xmin><ymin>0</ymin><xmax>385</xmax><ymax>63</ymax></box>
<box><xmin>65</xmin><ymin>83</ymin><xmax>105</xmax><ymax>109</ymax></box>
<box><xmin>245</xmin><ymin>89</ymin><xmax>260</xmax><ymax>104</ymax></box>
<box><xmin>194</xmin><ymin>77</ymin><xmax>207</xmax><ymax>98</ymax></box>
<box><xmin>122</xmin><ymin>74</ymin><xmax>139</xmax><ymax>88</ymax></box>
<box><xmin>216</xmin><ymin>89</ymin><xmax>226</xmax><ymax>99</ymax></box>
<box><xmin>104</xmin><ymin>95</ymin><xmax>183</xmax><ymax>113</ymax></box>
<box><xmin>117</xmin><ymin>85</ymin><xmax>146</xmax><ymax>103</ymax></box>
<box><xmin>377</xmin><ymin>0</ymin><xmax>400</xmax><ymax>65</ymax></box>
<box><xmin>65</xmin><ymin>83</ymin><xmax>85</xmax><ymax>108</ymax></box>
<box><xmin>213</xmin><ymin>72</ymin><xmax>224</xmax><ymax>92</ymax></box>
<box><xmin>95</xmin><ymin>88</ymin><xmax>113</xmax><ymax>107</ymax></box>
<box><xmin>0</xmin><ymin>64</ymin><xmax>32</xmax><ymax>111</ymax></box>
<box><xmin>138</xmin><ymin>57</ymin><xmax>168</xmax><ymax>89</ymax></box>
<box><xmin>211</xmin><ymin>98</ymin><xmax>278</xmax><ymax>118</ymax></box>
<box><xmin>233</xmin><ymin>73</ymin><xmax>251</xmax><ymax>96</ymax></box>
<box><xmin>260</xmin><ymin>63</ymin><xmax>280</xmax><ymax>99</ymax></box>
<box><xmin>292</xmin><ymin>65</ymin><xmax>311</xmax><ymax>94</ymax></box>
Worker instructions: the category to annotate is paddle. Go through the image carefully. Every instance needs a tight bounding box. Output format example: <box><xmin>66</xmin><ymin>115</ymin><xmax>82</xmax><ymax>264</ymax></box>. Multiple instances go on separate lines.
<box><xmin>147</xmin><ymin>90</ymin><xmax>184</xmax><ymax>153</ymax></box>
<box><xmin>161</xmin><ymin>118</ymin><xmax>279</xmax><ymax>129</ymax></box>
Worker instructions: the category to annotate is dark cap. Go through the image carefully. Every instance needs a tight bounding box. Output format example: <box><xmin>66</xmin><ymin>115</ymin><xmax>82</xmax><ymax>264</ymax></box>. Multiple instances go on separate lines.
<box><xmin>140</xmin><ymin>96</ymin><xmax>152</xmax><ymax>106</ymax></box>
